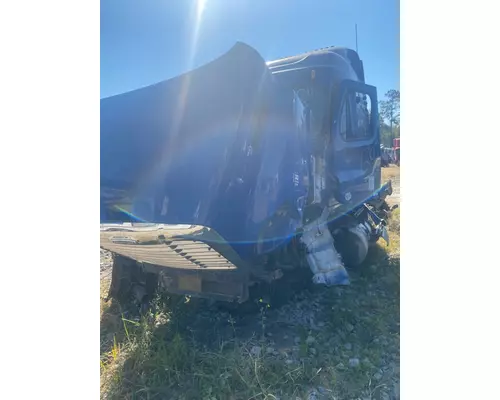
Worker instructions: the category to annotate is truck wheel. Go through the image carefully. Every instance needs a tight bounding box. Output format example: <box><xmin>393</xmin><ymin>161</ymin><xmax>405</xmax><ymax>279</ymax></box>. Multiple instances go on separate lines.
<box><xmin>106</xmin><ymin>254</ymin><xmax>133</xmax><ymax>303</ymax></box>
<box><xmin>107</xmin><ymin>254</ymin><xmax>157</xmax><ymax>311</ymax></box>
<box><xmin>334</xmin><ymin>229</ymin><xmax>369</xmax><ymax>268</ymax></box>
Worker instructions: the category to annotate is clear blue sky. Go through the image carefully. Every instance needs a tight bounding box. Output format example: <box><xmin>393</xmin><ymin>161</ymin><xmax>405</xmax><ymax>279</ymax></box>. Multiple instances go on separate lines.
<box><xmin>101</xmin><ymin>0</ymin><xmax>399</xmax><ymax>99</ymax></box>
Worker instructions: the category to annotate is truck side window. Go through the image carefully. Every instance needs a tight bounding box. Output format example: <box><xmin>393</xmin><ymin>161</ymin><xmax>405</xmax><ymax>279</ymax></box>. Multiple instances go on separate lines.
<box><xmin>353</xmin><ymin>92</ymin><xmax>371</xmax><ymax>139</ymax></box>
<box><xmin>340</xmin><ymin>91</ymin><xmax>372</xmax><ymax>141</ymax></box>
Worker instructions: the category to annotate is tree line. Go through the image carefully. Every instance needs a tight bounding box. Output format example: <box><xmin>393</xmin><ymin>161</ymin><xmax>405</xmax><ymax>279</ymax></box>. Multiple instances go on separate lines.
<box><xmin>378</xmin><ymin>89</ymin><xmax>400</xmax><ymax>147</ymax></box>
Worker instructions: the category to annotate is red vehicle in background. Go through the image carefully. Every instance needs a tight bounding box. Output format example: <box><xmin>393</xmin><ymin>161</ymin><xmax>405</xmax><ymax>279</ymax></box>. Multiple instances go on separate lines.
<box><xmin>393</xmin><ymin>137</ymin><xmax>400</xmax><ymax>166</ymax></box>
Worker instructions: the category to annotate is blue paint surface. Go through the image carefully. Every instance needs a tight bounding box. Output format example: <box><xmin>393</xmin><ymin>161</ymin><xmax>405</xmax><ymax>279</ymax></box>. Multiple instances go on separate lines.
<box><xmin>100</xmin><ymin>43</ymin><xmax>381</xmax><ymax>261</ymax></box>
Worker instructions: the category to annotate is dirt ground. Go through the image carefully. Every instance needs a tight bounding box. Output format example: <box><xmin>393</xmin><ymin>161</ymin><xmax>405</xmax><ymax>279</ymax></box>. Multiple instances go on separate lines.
<box><xmin>382</xmin><ymin>166</ymin><xmax>401</xmax><ymax>207</ymax></box>
<box><xmin>100</xmin><ymin>166</ymin><xmax>400</xmax><ymax>400</ymax></box>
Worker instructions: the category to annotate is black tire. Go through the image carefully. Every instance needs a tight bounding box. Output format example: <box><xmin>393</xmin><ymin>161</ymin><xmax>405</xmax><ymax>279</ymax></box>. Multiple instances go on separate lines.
<box><xmin>334</xmin><ymin>229</ymin><xmax>369</xmax><ymax>268</ymax></box>
<box><xmin>107</xmin><ymin>254</ymin><xmax>158</xmax><ymax>312</ymax></box>
<box><xmin>107</xmin><ymin>254</ymin><xmax>134</xmax><ymax>304</ymax></box>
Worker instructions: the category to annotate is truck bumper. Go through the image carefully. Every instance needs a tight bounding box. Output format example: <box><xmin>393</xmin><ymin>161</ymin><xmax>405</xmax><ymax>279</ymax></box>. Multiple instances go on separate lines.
<box><xmin>101</xmin><ymin>224</ymin><xmax>250</xmax><ymax>303</ymax></box>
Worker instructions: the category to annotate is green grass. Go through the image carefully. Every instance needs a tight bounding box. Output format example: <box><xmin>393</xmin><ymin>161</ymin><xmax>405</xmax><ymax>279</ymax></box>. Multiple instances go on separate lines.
<box><xmin>100</xmin><ymin>298</ymin><xmax>322</xmax><ymax>399</ymax></box>
<box><xmin>100</xmin><ymin>211</ymin><xmax>401</xmax><ymax>400</ymax></box>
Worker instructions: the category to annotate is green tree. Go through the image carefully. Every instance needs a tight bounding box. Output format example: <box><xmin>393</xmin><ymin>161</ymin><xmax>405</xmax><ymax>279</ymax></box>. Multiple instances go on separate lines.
<box><xmin>380</xmin><ymin>122</ymin><xmax>393</xmax><ymax>147</ymax></box>
<box><xmin>379</xmin><ymin>90</ymin><xmax>400</xmax><ymax>144</ymax></box>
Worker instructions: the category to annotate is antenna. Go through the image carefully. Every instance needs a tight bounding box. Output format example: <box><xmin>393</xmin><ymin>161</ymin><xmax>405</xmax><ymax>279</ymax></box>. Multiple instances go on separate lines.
<box><xmin>355</xmin><ymin>24</ymin><xmax>359</xmax><ymax>53</ymax></box>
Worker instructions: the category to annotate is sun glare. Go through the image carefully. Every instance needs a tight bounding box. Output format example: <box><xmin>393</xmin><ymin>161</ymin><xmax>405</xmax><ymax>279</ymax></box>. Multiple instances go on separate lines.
<box><xmin>196</xmin><ymin>0</ymin><xmax>207</xmax><ymax>20</ymax></box>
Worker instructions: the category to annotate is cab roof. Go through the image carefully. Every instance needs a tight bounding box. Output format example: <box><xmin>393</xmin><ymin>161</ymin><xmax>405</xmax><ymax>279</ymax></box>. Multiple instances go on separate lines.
<box><xmin>267</xmin><ymin>45</ymin><xmax>365</xmax><ymax>82</ymax></box>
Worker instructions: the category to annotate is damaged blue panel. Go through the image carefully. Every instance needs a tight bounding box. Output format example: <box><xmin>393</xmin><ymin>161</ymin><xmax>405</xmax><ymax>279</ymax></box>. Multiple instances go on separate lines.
<box><xmin>100</xmin><ymin>42</ymin><xmax>308</xmax><ymax>256</ymax></box>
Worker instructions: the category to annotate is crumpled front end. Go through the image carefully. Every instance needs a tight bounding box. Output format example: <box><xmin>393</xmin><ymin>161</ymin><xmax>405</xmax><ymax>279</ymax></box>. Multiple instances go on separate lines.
<box><xmin>100</xmin><ymin>42</ymin><xmax>311</xmax><ymax>303</ymax></box>
<box><xmin>100</xmin><ymin>42</ymin><xmax>302</xmax><ymax>259</ymax></box>
<box><xmin>300</xmin><ymin>208</ymin><xmax>350</xmax><ymax>286</ymax></box>
<box><xmin>300</xmin><ymin>180</ymin><xmax>393</xmax><ymax>286</ymax></box>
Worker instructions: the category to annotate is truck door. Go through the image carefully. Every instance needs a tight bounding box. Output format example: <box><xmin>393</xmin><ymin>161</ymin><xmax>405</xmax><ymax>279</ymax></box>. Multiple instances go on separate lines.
<box><xmin>330</xmin><ymin>80</ymin><xmax>380</xmax><ymax>205</ymax></box>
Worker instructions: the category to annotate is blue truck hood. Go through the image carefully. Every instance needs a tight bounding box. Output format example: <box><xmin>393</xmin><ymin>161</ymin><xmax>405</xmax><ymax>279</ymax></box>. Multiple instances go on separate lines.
<box><xmin>101</xmin><ymin>42</ymin><xmax>271</xmax><ymax>193</ymax></box>
<box><xmin>101</xmin><ymin>43</ymin><xmax>307</xmax><ymax>254</ymax></box>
